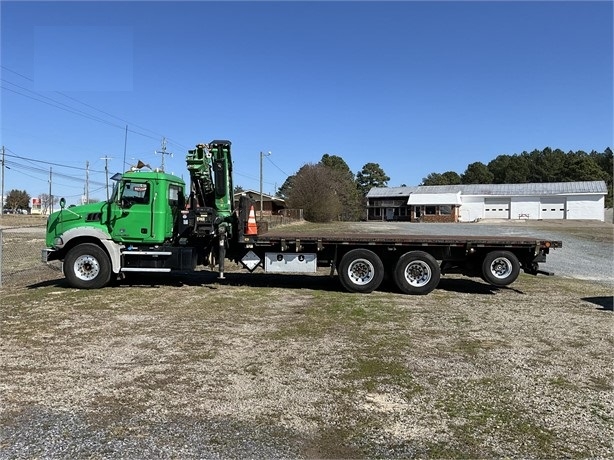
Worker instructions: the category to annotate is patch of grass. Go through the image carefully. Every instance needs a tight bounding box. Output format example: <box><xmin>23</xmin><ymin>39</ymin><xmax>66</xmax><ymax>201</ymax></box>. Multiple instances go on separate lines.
<box><xmin>590</xmin><ymin>402</ymin><xmax>614</xmax><ymax>424</ymax></box>
<box><xmin>435</xmin><ymin>378</ymin><xmax>558</xmax><ymax>457</ymax></box>
<box><xmin>267</xmin><ymin>289</ymin><xmax>407</xmax><ymax>341</ymax></box>
<box><xmin>343</xmin><ymin>357</ymin><xmax>421</xmax><ymax>396</ymax></box>
<box><xmin>566</xmin><ymin>338</ymin><xmax>590</xmax><ymax>348</ymax></box>
<box><xmin>587</xmin><ymin>376</ymin><xmax>613</xmax><ymax>391</ymax></box>
<box><xmin>454</xmin><ymin>338</ymin><xmax>484</xmax><ymax>356</ymax></box>
<box><xmin>454</xmin><ymin>337</ymin><xmax>507</xmax><ymax>356</ymax></box>
<box><xmin>549</xmin><ymin>376</ymin><xmax>577</xmax><ymax>390</ymax></box>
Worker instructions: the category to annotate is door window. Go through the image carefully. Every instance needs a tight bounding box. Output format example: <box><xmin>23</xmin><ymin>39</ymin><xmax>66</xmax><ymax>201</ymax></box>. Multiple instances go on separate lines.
<box><xmin>121</xmin><ymin>182</ymin><xmax>150</xmax><ymax>205</ymax></box>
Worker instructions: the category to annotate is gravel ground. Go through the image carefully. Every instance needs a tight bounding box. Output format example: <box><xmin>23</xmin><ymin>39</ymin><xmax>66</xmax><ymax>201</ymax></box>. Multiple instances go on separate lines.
<box><xmin>0</xmin><ymin>219</ymin><xmax>612</xmax><ymax>458</ymax></box>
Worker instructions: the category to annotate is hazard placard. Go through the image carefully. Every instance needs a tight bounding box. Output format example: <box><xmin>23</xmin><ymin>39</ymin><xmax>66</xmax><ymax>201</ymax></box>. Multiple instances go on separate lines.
<box><xmin>241</xmin><ymin>251</ymin><xmax>261</xmax><ymax>272</ymax></box>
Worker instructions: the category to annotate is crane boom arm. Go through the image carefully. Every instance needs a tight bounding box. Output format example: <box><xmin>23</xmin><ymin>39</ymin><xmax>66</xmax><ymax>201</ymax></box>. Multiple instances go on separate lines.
<box><xmin>186</xmin><ymin>140</ymin><xmax>234</xmax><ymax>218</ymax></box>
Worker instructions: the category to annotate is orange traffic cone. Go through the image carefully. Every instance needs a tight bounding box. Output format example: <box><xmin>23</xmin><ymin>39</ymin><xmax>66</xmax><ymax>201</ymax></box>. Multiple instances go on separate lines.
<box><xmin>245</xmin><ymin>205</ymin><xmax>258</xmax><ymax>235</ymax></box>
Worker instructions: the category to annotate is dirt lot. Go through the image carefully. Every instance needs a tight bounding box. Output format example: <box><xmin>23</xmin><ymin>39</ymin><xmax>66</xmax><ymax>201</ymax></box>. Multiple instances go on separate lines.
<box><xmin>0</xmin><ymin>217</ymin><xmax>612</xmax><ymax>458</ymax></box>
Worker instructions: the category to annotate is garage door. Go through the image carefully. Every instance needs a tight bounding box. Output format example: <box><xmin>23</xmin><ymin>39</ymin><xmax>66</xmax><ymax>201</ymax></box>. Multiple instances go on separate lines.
<box><xmin>541</xmin><ymin>197</ymin><xmax>566</xmax><ymax>219</ymax></box>
<box><xmin>484</xmin><ymin>198</ymin><xmax>510</xmax><ymax>219</ymax></box>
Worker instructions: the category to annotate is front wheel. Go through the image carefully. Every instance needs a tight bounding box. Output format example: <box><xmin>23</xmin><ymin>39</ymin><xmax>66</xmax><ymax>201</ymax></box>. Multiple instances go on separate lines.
<box><xmin>64</xmin><ymin>243</ymin><xmax>112</xmax><ymax>289</ymax></box>
<box><xmin>338</xmin><ymin>249</ymin><xmax>384</xmax><ymax>293</ymax></box>
<box><xmin>394</xmin><ymin>251</ymin><xmax>441</xmax><ymax>295</ymax></box>
<box><xmin>481</xmin><ymin>250</ymin><xmax>520</xmax><ymax>287</ymax></box>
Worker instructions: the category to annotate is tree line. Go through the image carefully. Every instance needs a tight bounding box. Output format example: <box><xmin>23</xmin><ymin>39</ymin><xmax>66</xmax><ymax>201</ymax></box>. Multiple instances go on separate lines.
<box><xmin>421</xmin><ymin>147</ymin><xmax>613</xmax><ymax>207</ymax></box>
<box><xmin>6</xmin><ymin>147</ymin><xmax>610</xmax><ymax>219</ymax></box>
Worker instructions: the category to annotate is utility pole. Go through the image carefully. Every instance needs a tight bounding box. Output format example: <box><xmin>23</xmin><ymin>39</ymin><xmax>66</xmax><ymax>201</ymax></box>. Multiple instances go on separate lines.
<box><xmin>259</xmin><ymin>150</ymin><xmax>271</xmax><ymax>219</ymax></box>
<box><xmin>1</xmin><ymin>146</ymin><xmax>5</xmax><ymax>216</ymax></box>
<box><xmin>101</xmin><ymin>156</ymin><xmax>112</xmax><ymax>201</ymax></box>
<box><xmin>85</xmin><ymin>160</ymin><xmax>89</xmax><ymax>204</ymax></box>
<box><xmin>156</xmin><ymin>137</ymin><xmax>173</xmax><ymax>172</ymax></box>
<box><xmin>123</xmin><ymin>124</ymin><xmax>128</xmax><ymax>171</ymax></box>
<box><xmin>48</xmin><ymin>167</ymin><xmax>53</xmax><ymax>214</ymax></box>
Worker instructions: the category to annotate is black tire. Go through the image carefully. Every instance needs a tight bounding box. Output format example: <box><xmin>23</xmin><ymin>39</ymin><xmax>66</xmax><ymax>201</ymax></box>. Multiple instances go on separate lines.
<box><xmin>481</xmin><ymin>250</ymin><xmax>520</xmax><ymax>287</ymax></box>
<box><xmin>394</xmin><ymin>251</ymin><xmax>440</xmax><ymax>295</ymax></box>
<box><xmin>338</xmin><ymin>249</ymin><xmax>384</xmax><ymax>293</ymax></box>
<box><xmin>64</xmin><ymin>243</ymin><xmax>112</xmax><ymax>289</ymax></box>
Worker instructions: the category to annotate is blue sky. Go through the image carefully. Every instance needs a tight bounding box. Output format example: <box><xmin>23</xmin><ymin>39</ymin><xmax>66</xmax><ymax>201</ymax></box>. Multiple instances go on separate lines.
<box><xmin>1</xmin><ymin>1</ymin><xmax>612</xmax><ymax>203</ymax></box>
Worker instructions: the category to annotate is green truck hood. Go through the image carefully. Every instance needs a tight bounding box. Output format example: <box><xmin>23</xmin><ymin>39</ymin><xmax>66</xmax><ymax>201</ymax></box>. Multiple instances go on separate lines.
<box><xmin>46</xmin><ymin>202</ymin><xmax>109</xmax><ymax>247</ymax></box>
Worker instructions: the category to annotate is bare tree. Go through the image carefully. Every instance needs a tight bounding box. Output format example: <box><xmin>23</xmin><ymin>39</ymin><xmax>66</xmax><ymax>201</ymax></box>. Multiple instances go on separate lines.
<box><xmin>39</xmin><ymin>193</ymin><xmax>59</xmax><ymax>215</ymax></box>
<box><xmin>287</xmin><ymin>164</ymin><xmax>341</xmax><ymax>222</ymax></box>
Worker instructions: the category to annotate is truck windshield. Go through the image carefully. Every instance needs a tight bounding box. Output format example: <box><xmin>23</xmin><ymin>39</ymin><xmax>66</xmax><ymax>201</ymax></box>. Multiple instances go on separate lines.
<box><xmin>110</xmin><ymin>180</ymin><xmax>121</xmax><ymax>203</ymax></box>
<box><xmin>109</xmin><ymin>172</ymin><xmax>125</xmax><ymax>203</ymax></box>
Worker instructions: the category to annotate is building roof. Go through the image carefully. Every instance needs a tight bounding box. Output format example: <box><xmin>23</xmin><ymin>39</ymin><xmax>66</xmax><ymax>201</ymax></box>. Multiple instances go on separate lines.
<box><xmin>367</xmin><ymin>186</ymin><xmax>418</xmax><ymax>198</ymax></box>
<box><xmin>407</xmin><ymin>192</ymin><xmax>462</xmax><ymax>205</ymax></box>
<box><xmin>234</xmin><ymin>189</ymin><xmax>286</xmax><ymax>203</ymax></box>
<box><xmin>367</xmin><ymin>181</ymin><xmax>607</xmax><ymax>198</ymax></box>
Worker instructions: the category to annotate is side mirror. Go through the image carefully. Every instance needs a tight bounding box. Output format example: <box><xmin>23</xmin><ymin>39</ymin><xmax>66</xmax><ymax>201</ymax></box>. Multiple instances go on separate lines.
<box><xmin>60</xmin><ymin>198</ymin><xmax>66</xmax><ymax>209</ymax></box>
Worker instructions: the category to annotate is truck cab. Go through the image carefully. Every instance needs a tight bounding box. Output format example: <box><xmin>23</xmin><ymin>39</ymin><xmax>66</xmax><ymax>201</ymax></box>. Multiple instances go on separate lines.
<box><xmin>43</xmin><ymin>169</ymin><xmax>192</xmax><ymax>288</ymax></box>
<box><xmin>110</xmin><ymin>171</ymin><xmax>185</xmax><ymax>244</ymax></box>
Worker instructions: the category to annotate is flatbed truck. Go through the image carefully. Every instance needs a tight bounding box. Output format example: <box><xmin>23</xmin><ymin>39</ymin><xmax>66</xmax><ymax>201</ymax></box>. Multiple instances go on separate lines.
<box><xmin>42</xmin><ymin>140</ymin><xmax>562</xmax><ymax>294</ymax></box>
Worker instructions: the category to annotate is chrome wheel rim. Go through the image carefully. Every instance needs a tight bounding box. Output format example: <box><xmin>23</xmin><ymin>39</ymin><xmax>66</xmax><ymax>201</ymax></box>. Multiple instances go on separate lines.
<box><xmin>490</xmin><ymin>257</ymin><xmax>513</xmax><ymax>279</ymax></box>
<box><xmin>404</xmin><ymin>260</ymin><xmax>432</xmax><ymax>287</ymax></box>
<box><xmin>347</xmin><ymin>258</ymin><xmax>375</xmax><ymax>286</ymax></box>
<box><xmin>73</xmin><ymin>255</ymin><xmax>100</xmax><ymax>281</ymax></box>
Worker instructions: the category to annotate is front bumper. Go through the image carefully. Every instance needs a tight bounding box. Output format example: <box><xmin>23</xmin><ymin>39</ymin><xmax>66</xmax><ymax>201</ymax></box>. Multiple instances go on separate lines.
<box><xmin>41</xmin><ymin>248</ymin><xmax>60</xmax><ymax>263</ymax></box>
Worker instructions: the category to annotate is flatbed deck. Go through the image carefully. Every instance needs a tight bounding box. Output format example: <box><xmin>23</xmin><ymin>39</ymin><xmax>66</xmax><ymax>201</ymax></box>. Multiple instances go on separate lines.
<box><xmin>253</xmin><ymin>231</ymin><xmax>563</xmax><ymax>249</ymax></box>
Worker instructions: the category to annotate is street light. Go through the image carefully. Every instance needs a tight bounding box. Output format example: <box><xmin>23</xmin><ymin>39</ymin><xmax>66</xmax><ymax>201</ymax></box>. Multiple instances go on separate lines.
<box><xmin>259</xmin><ymin>150</ymin><xmax>271</xmax><ymax>219</ymax></box>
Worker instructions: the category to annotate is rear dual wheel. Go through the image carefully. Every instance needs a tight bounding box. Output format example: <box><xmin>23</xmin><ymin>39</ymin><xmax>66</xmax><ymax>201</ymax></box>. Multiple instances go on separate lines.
<box><xmin>394</xmin><ymin>251</ymin><xmax>440</xmax><ymax>295</ymax></box>
<box><xmin>338</xmin><ymin>249</ymin><xmax>441</xmax><ymax>295</ymax></box>
<box><xmin>338</xmin><ymin>249</ymin><xmax>384</xmax><ymax>293</ymax></box>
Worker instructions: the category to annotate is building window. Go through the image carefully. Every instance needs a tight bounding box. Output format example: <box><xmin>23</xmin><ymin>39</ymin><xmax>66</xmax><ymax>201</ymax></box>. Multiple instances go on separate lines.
<box><xmin>425</xmin><ymin>206</ymin><xmax>437</xmax><ymax>215</ymax></box>
<box><xmin>439</xmin><ymin>205</ymin><xmax>452</xmax><ymax>215</ymax></box>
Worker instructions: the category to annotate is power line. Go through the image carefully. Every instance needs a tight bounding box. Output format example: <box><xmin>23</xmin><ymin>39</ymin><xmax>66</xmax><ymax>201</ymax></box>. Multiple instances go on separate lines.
<box><xmin>2</xmin><ymin>66</ymin><xmax>189</xmax><ymax>150</ymax></box>
<box><xmin>6</xmin><ymin>164</ymin><xmax>80</xmax><ymax>188</ymax></box>
<box><xmin>1</xmin><ymin>82</ymin><xmax>125</xmax><ymax>130</ymax></box>
<box><xmin>0</xmin><ymin>66</ymin><xmax>32</xmax><ymax>81</ymax></box>
<box><xmin>2</xmin><ymin>66</ymin><xmax>283</xmax><ymax>190</ymax></box>
<box><xmin>1</xmin><ymin>64</ymin><xmax>191</xmax><ymax>151</ymax></box>
<box><xmin>4</xmin><ymin>148</ymin><xmax>106</xmax><ymax>173</ymax></box>
<box><xmin>3</xmin><ymin>82</ymin><xmax>186</xmax><ymax>149</ymax></box>
<box><xmin>265</xmin><ymin>155</ymin><xmax>290</xmax><ymax>176</ymax></box>
<box><xmin>5</xmin><ymin>161</ymin><xmax>106</xmax><ymax>187</ymax></box>
<box><xmin>233</xmin><ymin>169</ymin><xmax>276</xmax><ymax>187</ymax></box>
<box><xmin>4</xmin><ymin>148</ymin><xmax>108</xmax><ymax>187</ymax></box>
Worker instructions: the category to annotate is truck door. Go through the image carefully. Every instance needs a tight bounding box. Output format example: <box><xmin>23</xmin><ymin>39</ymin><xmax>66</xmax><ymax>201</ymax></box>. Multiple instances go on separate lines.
<box><xmin>111</xmin><ymin>180</ymin><xmax>155</xmax><ymax>242</ymax></box>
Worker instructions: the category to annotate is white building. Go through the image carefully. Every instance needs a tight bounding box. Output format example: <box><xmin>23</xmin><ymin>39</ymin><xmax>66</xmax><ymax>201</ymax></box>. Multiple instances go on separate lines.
<box><xmin>367</xmin><ymin>181</ymin><xmax>608</xmax><ymax>222</ymax></box>
<box><xmin>454</xmin><ymin>182</ymin><xmax>606</xmax><ymax>221</ymax></box>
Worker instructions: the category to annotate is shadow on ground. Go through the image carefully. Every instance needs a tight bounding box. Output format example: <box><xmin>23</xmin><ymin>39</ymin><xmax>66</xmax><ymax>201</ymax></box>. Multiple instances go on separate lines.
<box><xmin>27</xmin><ymin>271</ymin><xmax>514</xmax><ymax>297</ymax></box>
<box><xmin>582</xmin><ymin>296</ymin><xmax>613</xmax><ymax>312</ymax></box>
